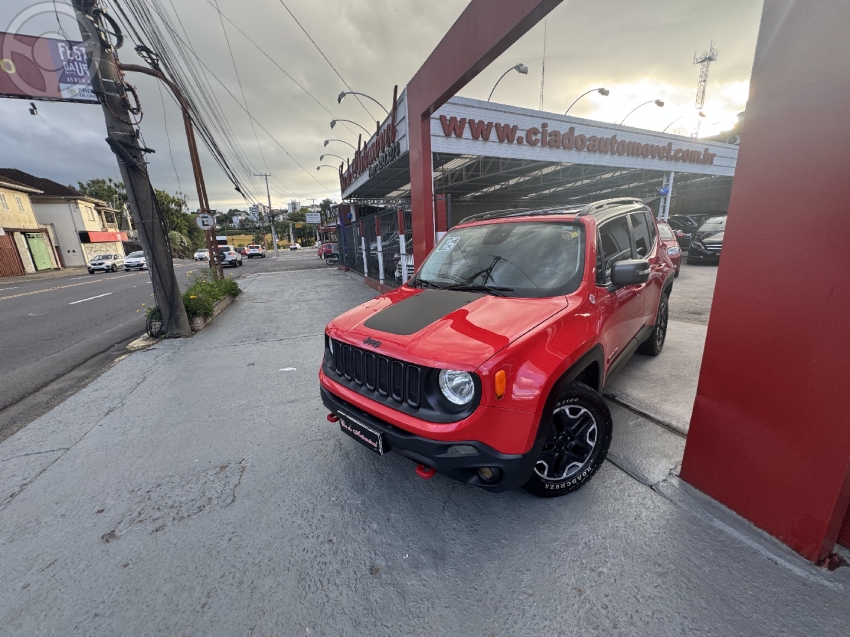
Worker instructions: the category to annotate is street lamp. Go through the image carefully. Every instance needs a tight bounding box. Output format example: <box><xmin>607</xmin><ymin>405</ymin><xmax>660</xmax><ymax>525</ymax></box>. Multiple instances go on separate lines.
<box><xmin>662</xmin><ymin>111</ymin><xmax>706</xmax><ymax>133</ymax></box>
<box><xmin>330</xmin><ymin>119</ymin><xmax>372</xmax><ymax>135</ymax></box>
<box><xmin>320</xmin><ymin>154</ymin><xmax>346</xmax><ymax>163</ymax></box>
<box><xmin>620</xmin><ymin>99</ymin><xmax>665</xmax><ymax>125</ymax></box>
<box><xmin>487</xmin><ymin>63</ymin><xmax>529</xmax><ymax>101</ymax></box>
<box><xmin>324</xmin><ymin>138</ymin><xmax>356</xmax><ymax>150</ymax></box>
<box><xmin>337</xmin><ymin>91</ymin><xmax>388</xmax><ymax>114</ymax></box>
<box><xmin>564</xmin><ymin>87</ymin><xmax>609</xmax><ymax>115</ymax></box>
<box><xmin>317</xmin><ymin>164</ymin><xmax>339</xmax><ymax>172</ymax></box>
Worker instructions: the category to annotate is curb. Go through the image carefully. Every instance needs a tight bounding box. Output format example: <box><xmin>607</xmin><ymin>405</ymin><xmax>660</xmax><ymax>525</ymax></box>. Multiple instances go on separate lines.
<box><xmin>190</xmin><ymin>295</ymin><xmax>235</xmax><ymax>332</ymax></box>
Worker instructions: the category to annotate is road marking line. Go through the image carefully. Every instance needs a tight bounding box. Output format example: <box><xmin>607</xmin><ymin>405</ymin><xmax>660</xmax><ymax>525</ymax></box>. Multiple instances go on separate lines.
<box><xmin>0</xmin><ymin>287</ymin><xmax>18</xmax><ymax>291</ymax></box>
<box><xmin>0</xmin><ymin>272</ymin><xmax>142</xmax><ymax>302</ymax></box>
<box><xmin>69</xmin><ymin>292</ymin><xmax>113</xmax><ymax>305</ymax></box>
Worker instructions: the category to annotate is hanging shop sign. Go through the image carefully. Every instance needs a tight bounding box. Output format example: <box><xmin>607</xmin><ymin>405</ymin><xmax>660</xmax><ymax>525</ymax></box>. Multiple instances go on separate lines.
<box><xmin>0</xmin><ymin>32</ymin><xmax>97</xmax><ymax>103</ymax></box>
<box><xmin>340</xmin><ymin>85</ymin><xmax>400</xmax><ymax>191</ymax></box>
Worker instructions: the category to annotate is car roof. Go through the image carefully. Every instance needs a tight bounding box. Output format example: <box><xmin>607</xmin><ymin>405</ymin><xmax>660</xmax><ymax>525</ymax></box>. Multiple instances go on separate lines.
<box><xmin>456</xmin><ymin>197</ymin><xmax>649</xmax><ymax>227</ymax></box>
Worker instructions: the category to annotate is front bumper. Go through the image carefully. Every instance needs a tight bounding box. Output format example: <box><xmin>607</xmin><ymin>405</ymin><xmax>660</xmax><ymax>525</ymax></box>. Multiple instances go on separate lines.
<box><xmin>321</xmin><ymin>385</ymin><xmax>543</xmax><ymax>493</ymax></box>
<box><xmin>687</xmin><ymin>247</ymin><xmax>720</xmax><ymax>263</ymax></box>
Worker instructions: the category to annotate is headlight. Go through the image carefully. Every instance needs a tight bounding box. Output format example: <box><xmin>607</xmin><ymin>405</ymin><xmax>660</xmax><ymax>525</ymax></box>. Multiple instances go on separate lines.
<box><xmin>667</xmin><ymin>247</ymin><xmax>681</xmax><ymax>256</ymax></box>
<box><xmin>327</xmin><ymin>337</ymin><xmax>334</xmax><ymax>354</ymax></box>
<box><xmin>691</xmin><ymin>241</ymin><xmax>704</xmax><ymax>250</ymax></box>
<box><xmin>439</xmin><ymin>370</ymin><xmax>475</xmax><ymax>405</ymax></box>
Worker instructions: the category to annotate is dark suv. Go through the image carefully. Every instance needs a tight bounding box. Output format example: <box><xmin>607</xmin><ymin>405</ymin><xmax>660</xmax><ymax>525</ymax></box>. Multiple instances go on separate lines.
<box><xmin>320</xmin><ymin>198</ymin><xmax>674</xmax><ymax>497</ymax></box>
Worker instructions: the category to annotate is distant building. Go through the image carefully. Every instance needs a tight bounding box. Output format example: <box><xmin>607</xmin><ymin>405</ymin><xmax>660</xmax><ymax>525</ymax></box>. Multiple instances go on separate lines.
<box><xmin>0</xmin><ymin>175</ymin><xmax>62</xmax><ymax>277</ymax></box>
<box><xmin>287</xmin><ymin>200</ymin><xmax>301</xmax><ymax>214</ymax></box>
<box><xmin>0</xmin><ymin>169</ymin><xmax>127</xmax><ymax>268</ymax></box>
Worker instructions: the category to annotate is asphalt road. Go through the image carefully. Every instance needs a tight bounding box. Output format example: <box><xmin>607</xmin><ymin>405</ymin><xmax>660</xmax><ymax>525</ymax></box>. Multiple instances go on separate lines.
<box><xmin>0</xmin><ymin>249</ymin><xmax>329</xmax><ymax>441</ymax></box>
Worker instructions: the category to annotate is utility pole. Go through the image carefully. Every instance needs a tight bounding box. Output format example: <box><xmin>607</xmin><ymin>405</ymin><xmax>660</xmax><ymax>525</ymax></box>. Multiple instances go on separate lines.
<box><xmin>71</xmin><ymin>0</ymin><xmax>191</xmax><ymax>336</ymax></box>
<box><xmin>254</xmin><ymin>173</ymin><xmax>279</xmax><ymax>257</ymax></box>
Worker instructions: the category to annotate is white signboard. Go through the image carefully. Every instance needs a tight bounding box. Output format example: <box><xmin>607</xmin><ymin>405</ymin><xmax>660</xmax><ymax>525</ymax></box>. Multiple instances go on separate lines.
<box><xmin>195</xmin><ymin>213</ymin><xmax>215</xmax><ymax>230</ymax></box>
<box><xmin>305</xmin><ymin>212</ymin><xmax>321</xmax><ymax>224</ymax></box>
<box><xmin>431</xmin><ymin>96</ymin><xmax>738</xmax><ymax>177</ymax></box>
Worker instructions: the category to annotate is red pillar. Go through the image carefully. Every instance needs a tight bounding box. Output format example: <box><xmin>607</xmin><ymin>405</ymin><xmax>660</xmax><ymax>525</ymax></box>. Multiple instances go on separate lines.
<box><xmin>680</xmin><ymin>0</ymin><xmax>850</xmax><ymax>562</ymax></box>
<box><xmin>406</xmin><ymin>0</ymin><xmax>562</xmax><ymax>267</ymax></box>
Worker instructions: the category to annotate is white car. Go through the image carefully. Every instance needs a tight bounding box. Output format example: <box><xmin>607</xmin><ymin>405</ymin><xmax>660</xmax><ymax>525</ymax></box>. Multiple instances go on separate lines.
<box><xmin>123</xmin><ymin>251</ymin><xmax>148</xmax><ymax>271</ymax></box>
<box><xmin>246</xmin><ymin>244</ymin><xmax>265</xmax><ymax>258</ymax></box>
<box><xmin>217</xmin><ymin>245</ymin><xmax>243</xmax><ymax>268</ymax></box>
<box><xmin>289</xmin><ymin>243</ymin><xmax>301</xmax><ymax>251</ymax></box>
<box><xmin>194</xmin><ymin>248</ymin><xmax>209</xmax><ymax>261</ymax></box>
<box><xmin>88</xmin><ymin>253</ymin><xmax>124</xmax><ymax>273</ymax></box>
<box><xmin>395</xmin><ymin>258</ymin><xmax>415</xmax><ymax>282</ymax></box>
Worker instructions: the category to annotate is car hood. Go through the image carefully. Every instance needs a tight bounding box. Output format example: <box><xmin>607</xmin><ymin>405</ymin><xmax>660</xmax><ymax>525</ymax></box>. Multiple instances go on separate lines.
<box><xmin>328</xmin><ymin>287</ymin><xmax>569</xmax><ymax>370</ymax></box>
<box><xmin>700</xmin><ymin>231</ymin><xmax>724</xmax><ymax>245</ymax></box>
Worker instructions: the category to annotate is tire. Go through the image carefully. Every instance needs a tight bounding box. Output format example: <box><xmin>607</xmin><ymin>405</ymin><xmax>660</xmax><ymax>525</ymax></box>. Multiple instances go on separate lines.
<box><xmin>674</xmin><ymin>269</ymin><xmax>680</xmax><ymax>278</ymax></box>
<box><xmin>637</xmin><ymin>292</ymin><xmax>669</xmax><ymax>356</ymax></box>
<box><xmin>112</xmin><ymin>264</ymin><xmax>117</xmax><ymax>272</ymax></box>
<box><xmin>523</xmin><ymin>381</ymin><xmax>612</xmax><ymax>498</ymax></box>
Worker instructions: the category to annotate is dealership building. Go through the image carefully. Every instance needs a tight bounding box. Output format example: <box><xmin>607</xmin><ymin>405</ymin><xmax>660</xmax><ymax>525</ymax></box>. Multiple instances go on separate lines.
<box><xmin>333</xmin><ymin>88</ymin><xmax>738</xmax><ymax>289</ymax></box>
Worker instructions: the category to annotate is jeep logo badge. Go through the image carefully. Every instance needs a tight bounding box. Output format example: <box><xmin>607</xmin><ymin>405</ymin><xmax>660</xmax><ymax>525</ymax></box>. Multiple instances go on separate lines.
<box><xmin>363</xmin><ymin>336</ymin><xmax>382</xmax><ymax>348</ymax></box>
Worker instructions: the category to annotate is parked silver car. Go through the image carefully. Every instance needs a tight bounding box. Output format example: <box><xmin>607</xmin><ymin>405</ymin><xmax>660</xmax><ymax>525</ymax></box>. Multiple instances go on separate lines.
<box><xmin>123</xmin><ymin>251</ymin><xmax>148</xmax><ymax>271</ymax></box>
<box><xmin>88</xmin><ymin>253</ymin><xmax>124</xmax><ymax>273</ymax></box>
<box><xmin>218</xmin><ymin>245</ymin><xmax>243</xmax><ymax>268</ymax></box>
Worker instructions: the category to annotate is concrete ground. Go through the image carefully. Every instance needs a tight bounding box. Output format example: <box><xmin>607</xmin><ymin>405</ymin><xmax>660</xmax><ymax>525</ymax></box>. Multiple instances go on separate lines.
<box><xmin>605</xmin><ymin>262</ymin><xmax>718</xmax><ymax>434</ymax></box>
<box><xmin>1</xmin><ymin>266</ymin><xmax>848</xmax><ymax>636</ymax></box>
<box><xmin>0</xmin><ymin>251</ymin><xmax>328</xmax><ymax>444</ymax></box>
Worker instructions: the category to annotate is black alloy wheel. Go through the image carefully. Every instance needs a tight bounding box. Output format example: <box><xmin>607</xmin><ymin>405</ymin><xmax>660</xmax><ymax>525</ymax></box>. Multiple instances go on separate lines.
<box><xmin>638</xmin><ymin>293</ymin><xmax>669</xmax><ymax>356</ymax></box>
<box><xmin>523</xmin><ymin>381</ymin><xmax>612</xmax><ymax>498</ymax></box>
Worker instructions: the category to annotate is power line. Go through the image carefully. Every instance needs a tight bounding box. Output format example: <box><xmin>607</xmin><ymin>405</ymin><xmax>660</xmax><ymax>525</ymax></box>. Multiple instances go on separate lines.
<box><xmin>199</xmin><ymin>0</ymin><xmax>359</xmax><ymax>139</ymax></box>
<box><xmin>156</xmin><ymin>81</ymin><xmax>182</xmax><ymax>193</ymax></box>
<box><xmin>275</xmin><ymin>0</ymin><xmax>376</xmax><ymax>121</ymax></box>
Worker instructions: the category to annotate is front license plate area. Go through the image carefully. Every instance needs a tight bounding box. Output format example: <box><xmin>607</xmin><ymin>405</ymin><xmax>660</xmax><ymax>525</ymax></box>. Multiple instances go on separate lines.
<box><xmin>338</xmin><ymin>411</ymin><xmax>385</xmax><ymax>455</ymax></box>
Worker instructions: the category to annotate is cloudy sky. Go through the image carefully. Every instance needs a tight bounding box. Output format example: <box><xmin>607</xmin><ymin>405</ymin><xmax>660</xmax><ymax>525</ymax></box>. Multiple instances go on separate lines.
<box><xmin>0</xmin><ymin>0</ymin><xmax>763</xmax><ymax>211</ymax></box>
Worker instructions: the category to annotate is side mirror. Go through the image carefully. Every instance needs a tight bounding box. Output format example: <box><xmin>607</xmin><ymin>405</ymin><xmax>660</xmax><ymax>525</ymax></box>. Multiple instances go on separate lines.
<box><xmin>610</xmin><ymin>259</ymin><xmax>650</xmax><ymax>287</ymax></box>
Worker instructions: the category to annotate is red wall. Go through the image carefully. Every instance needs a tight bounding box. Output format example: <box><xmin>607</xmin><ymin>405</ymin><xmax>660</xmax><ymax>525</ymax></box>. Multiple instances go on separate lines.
<box><xmin>680</xmin><ymin>0</ymin><xmax>850</xmax><ymax>562</ymax></box>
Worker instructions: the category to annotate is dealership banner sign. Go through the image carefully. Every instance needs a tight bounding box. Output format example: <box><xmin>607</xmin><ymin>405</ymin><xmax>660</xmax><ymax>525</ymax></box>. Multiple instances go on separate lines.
<box><xmin>431</xmin><ymin>97</ymin><xmax>737</xmax><ymax>177</ymax></box>
<box><xmin>0</xmin><ymin>32</ymin><xmax>97</xmax><ymax>103</ymax></box>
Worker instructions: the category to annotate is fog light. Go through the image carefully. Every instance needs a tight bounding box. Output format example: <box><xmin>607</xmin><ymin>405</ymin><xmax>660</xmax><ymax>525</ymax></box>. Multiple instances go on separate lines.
<box><xmin>478</xmin><ymin>467</ymin><xmax>501</xmax><ymax>483</ymax></box>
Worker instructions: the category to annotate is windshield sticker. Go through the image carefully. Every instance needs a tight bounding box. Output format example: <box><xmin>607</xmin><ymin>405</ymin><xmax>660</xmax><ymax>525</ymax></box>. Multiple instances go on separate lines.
<box><xmin>439</xmin><ymin>236</ymin><xmax>459</xmax><ymax>251</ymax></box>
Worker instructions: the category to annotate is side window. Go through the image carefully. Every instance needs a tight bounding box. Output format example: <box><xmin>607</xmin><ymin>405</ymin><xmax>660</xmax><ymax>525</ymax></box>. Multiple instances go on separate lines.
<box><xmin>645</xmin><ymin>212</ymin><xmax>657</xmax><ymax>246</ymax></box>
<box><xmin>597</xmin><ymin>217</ymin><xmax>633</xmax><ymax>284</ymax></box>
<box><xmin>15</xmin><ymin>195</ymin><xmax>25</xmax><ymax>213</ymax></box>
<box><xmin>630</xmin><ymin>212</ymin><xmax>653</xmax><ymax>258</ymax></box>
<box><xmin>0</xmin><ymin>193</ymin><xmax>8</xmax><ymax>211</ymax></box>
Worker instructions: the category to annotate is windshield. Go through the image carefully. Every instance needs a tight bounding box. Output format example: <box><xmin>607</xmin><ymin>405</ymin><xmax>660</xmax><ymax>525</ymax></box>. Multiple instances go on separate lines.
<box><xmin>127</xmin><ymin>251</ymin><xmax>144</xmax><ymax>258</ymax></box>
<box><xmin>197</xmin><ymin>249</ymin><xmax>208</xmax><ymax>253</ymax></box>
<box><xmin>248</xmin><ymin>245</ymin><xmax>260</xmax><ymax>249</ymax></box>
<box><xmin>92</xmin><ymin>255</ymin><xmax>111</xmax><ymax>260</ymax></box>
<box><xmin>699</xmin><ymin>216</ymin><xmax>726</xmax><ymax>232</ymax></box>
<box><xmin>657</xmin><ymin>224</ymin><xmax>675</xmax><ymax>241</ymax></box>
<box><xmin>414</xmin><ymin>221</ymin><xmax>585</xmax><ymax>298</ymax></box>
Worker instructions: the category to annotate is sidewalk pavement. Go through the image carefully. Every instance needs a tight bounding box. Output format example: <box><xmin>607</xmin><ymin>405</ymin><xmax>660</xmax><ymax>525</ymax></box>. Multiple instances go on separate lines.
<box><xmin>4</xmin><ymin>266</ymin><xmax>87</xmax><ymax>282</ymax></box>
<box><xmin>1</xmin><ymin>268</ymin><xmax>848</xmax><ymax>636</ymax></box>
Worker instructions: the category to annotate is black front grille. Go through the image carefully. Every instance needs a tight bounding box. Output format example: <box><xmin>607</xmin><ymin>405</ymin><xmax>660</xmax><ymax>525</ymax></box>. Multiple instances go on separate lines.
<box><xmin>391</xmin><ymin>361</ymin><xmax>404</xmax><ymax>402</ymax></box>
<box><xmin>364</xmin><ymin>352</ymin><xmax>376</xmax><ymax>390</ymax></box>
<box><xmin>331</xmin><ymin>339</ymin><xmax>422</xmax><ymax>410</ymax></box>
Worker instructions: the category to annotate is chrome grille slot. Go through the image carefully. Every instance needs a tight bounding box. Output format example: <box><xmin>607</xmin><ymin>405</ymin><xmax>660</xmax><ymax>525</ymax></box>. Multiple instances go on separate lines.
<box><xmin>406</xmin><ymin>366</ymin><xmax>421</xmax><ymax>408</ymax></box>
<box><xmin>391</xmin><ymin>361</ymin><xmax>404</xmax><ymax>402</ymax></box>
<box><xmin>378</xmin><ymin>357</ymin><xmax>389</xmax><ymax>395</ymax></box>
<box><xmin>364</xmin><ymin>352</ymin><xmax>376</xmax><ymax>390</ymax></box>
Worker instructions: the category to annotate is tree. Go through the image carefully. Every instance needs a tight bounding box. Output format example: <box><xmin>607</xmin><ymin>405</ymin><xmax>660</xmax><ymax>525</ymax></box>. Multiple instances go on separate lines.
<box><xmin>76</xmin><ymin>177</ymin><xmax>127</xmax><ymax>208</ymax></box>
<box><xmin>155</xmin><ymin>190</ymin><xmax>189</xmax><ymax>236</ymax></box>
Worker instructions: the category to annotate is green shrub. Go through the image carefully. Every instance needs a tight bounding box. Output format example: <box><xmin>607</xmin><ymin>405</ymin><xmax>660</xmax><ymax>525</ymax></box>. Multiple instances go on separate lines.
<box><xmin>147</xmin><ymin>272</ymin><xmax>241</xmax><ymax>322</ymax></box>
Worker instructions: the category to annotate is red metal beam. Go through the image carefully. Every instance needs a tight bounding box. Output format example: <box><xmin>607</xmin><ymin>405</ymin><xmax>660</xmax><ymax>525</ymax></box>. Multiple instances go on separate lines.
<box><xmin>680</xmin><ymin>0</ymin><xmax>850</xmax><ymax>561</ymax></box>
<box><xmin>406</xmin><ymin>0</ymin><xmax>562</xmax><ymax>265</ymax></box>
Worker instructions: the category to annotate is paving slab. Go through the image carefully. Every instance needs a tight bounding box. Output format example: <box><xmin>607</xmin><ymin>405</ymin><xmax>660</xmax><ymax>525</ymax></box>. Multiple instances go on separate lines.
<box><xmin>1</xmin><ymin>269</ymin><xmax>848</xmax><ymax>637</ymax></box>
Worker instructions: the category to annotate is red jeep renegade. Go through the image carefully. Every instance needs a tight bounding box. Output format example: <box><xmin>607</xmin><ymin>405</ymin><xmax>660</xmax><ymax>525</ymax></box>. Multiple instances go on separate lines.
<box><xmin>320</xmin><ymin>198</ymin><xmax>673</xmax><ymax>497</ymax></box>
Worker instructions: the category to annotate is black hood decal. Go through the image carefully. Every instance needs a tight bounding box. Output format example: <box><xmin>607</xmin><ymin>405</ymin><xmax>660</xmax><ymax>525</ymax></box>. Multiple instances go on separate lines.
<box><xmin>363</xmin><ymin>290</ymin><xmax>482</xmax><ymax>336</ymax></box>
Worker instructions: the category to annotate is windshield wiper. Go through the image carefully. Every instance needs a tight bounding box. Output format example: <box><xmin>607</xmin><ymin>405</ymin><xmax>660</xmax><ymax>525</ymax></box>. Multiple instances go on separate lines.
<box><xmin>442</xmin><ymin>283</ymin><xmax>514</xmax><ymax>296</ymax></box>
<box><xmin>411</xmin><ymin>277</ymin><xmax>447</xmax><ymax>290</ymax></box>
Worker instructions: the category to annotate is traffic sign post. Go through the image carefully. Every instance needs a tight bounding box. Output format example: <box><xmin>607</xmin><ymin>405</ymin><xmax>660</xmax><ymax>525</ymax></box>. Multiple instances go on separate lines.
<box><xmin>196</xmin><ymin>213</ymin><xmax>222</xmax><ymax>278</ymax></box>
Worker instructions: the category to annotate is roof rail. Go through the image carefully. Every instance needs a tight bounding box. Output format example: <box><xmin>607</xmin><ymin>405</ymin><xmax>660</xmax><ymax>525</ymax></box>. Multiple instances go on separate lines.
<box><xmin>458</xmin><ymin>205</ymin><xmax>583</xmax><ymax>225</ymax></box>
<box><xmin>575</xmin><ymin>197</ymin><xmax>645</xmax><ymax>218</ymax></box>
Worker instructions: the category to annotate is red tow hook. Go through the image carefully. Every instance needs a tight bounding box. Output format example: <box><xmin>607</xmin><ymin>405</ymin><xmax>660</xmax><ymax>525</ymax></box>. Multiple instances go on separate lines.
<box><xmin>326</xmin><ymin>413</ymin><xmax>339</xmax><ymax>423</ymax></box>
<box><xmin>416</xmin><ymin>464</ymin><xmax>436</xmax><ymax>480</ymax></box>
